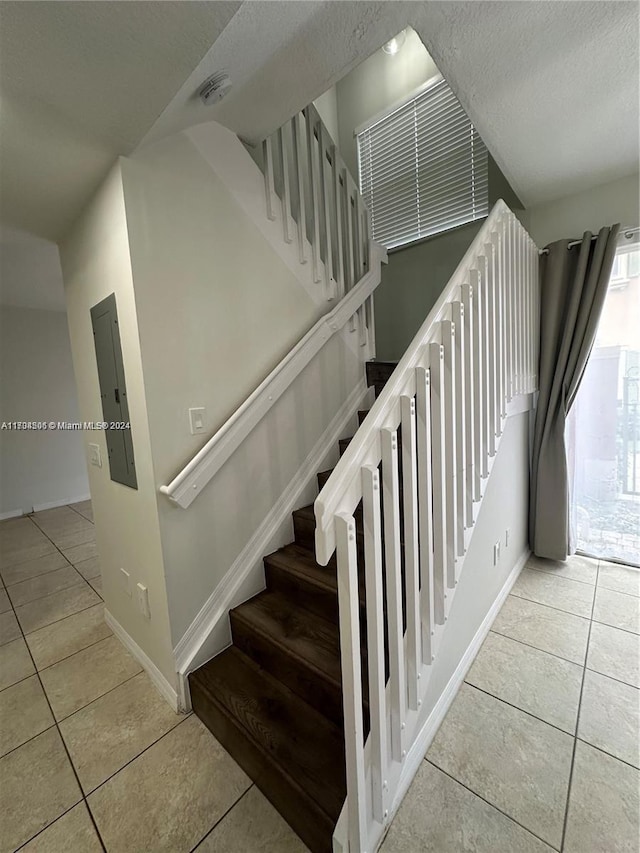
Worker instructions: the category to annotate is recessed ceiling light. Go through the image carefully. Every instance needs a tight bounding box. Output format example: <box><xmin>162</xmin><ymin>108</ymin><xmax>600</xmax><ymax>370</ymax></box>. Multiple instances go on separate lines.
<box><xmin>383</xmin><ymin>30</ymin><xmax>407</xmax><ymax>56</ymax></box>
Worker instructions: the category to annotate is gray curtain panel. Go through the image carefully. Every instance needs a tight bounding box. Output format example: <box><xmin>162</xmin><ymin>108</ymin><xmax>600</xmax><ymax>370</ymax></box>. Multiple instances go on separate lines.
<box><xmin>529</xmin><ymin>225</ymin><xmax>620</xmax><ymax>561</ymax></box>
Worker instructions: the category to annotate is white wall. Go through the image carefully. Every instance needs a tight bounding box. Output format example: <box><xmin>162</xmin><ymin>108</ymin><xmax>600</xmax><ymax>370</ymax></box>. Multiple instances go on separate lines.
<box><xmin>417</xmin><ymin>404</ymin><xmax>531</xmax><ymax>737</ymax></box>
<box><xmin>524</xmin><ymin>173</ymin><xmax>640</xmax><ymax>248</ymax></box>
<box><xmin>122</xmin><ymin>129</ymin><xmax>368</xmax><ymax>647</ymax></box>
<box><xmin>0</xmin><ymin>306</ymin><xmax>89</xmax><ymax>516</ymax></box>
<box><xmin>313</xmin><ymin>86</ymin><xmax>339</xmax><ymax>143</ymax></box>
<box><xmin>60</xmin><ymin>162</ymin><xmax>176</xmax><ymax>690</ymax></box>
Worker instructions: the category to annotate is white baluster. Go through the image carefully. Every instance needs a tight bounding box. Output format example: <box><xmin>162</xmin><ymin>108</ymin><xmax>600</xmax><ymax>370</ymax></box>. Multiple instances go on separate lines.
<box><xmin>491</xmin><ymin>231</ymin><xmax>504</xmax><ymax>435</ymax></box>
<box><xmin>429</xmin><ymin>342</ymin><xmax>448</xmax><ymax>623</ymax></box>
<box><xmin>461</xmin><ymin>282</ymin><xmax>475</xmax><ymax>527</ymax></box>
<box><xmin>505</xmin><ymin>216</ymin><xmax>514</xmax><ymax>401</ymax></box>
<box><xmin>401</xmin><ymin>395</ymin><xmax>421</xmax><ymax>711</ymax></box>
<box><xmin>484</xmin><ymin>243</ymin><xmax>497</xmax><ymax>458</ymax></box>
<box><xmin>332</xmin><ymin>150</ymin><xmax>346</xmax><ymax>299</ymax></box>
<box><xmin>362</xmin><ymin>464</ymin><xmax>388</xmax><ymax>823</ymax></box>
<box><xmin>292</xmin><ymin>113</ymin><xmax>307</xmax><ymax>266</ymax></box>
<box><xmin>335</xmin><ymin>512</ymin><xmax>367</xmax><ymax>852</ymax></box>
<box><xmin>304</xmin><ymin>109</ymin><xmax>322</xmax><ymax>285</ymax></box>
<box><xmin>381</xmin><ymin>427</ymin><xmax>407</xmax><ymax>761</ymax></box>
<box><xmin>440</xmin><ymin>320</ymin><xmax>458</xmax><ymax>587</ymax></box>
<box><xmin>470</xmin><ymin>269</ymin><xmax>484</xmax><ymax>497</ymax></box>
<box><xmin>477</xmin><ymin>257</ymin><xmax>491</xmax><ymax>477</ymax></box>
<box><xmin>319</xmin><ymin>125</ymin><xmax>335</xmax><ymax>300</ymax></box>
<box><xmin>263</xmin><ymin>136</ymin><xmax>276</xmax><ymax>222</ymax></box>
<box><xmin>278</xmin><ymin>126</ymin><xmax>293</xmax><ymax>244</ymax></box>
<box><xmin>451</xmin><ymin>302</ymin><xmax>466</xmax><ymax>558</ymax></box>
<box><xmin>415</xmin><ymin>365</ymin><xmax>435</xmax><ymax>665</ymax></box>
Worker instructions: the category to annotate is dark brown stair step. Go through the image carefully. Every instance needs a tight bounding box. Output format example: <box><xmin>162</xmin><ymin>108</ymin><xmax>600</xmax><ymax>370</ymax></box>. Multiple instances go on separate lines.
<box><xmin>264</xmin><ymin>543</ymin><xmax>341</xmax><ymax>623</ymax></box>
<box><xmin>230</xmin><ymin>591</ymin><xmax>344</xmax><ymax>727</ymax></box>
<box><xmin>366</xmin><ymin>360</ymin><xmax>398</xmax><ymax>387</ymax></box>
<box><xmin>358</xmin><ymin>409</ymin><xmax>370</xmax><ymax>425</ymax></box>
<box><xmin>317</xmin><ymin>468</ymin><xmax>333</xmax><ymax>490</ymax></box>
<box><xmin>190</xmin><ymin>647</ymin><xmax>345</xmax><ymax>853</ymax></box>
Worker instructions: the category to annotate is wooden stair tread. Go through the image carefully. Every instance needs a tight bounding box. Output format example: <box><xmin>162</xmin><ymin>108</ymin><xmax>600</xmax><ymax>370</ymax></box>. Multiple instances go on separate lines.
<box><xmin>191</xmin><ymin>647</ymin><xmax>346</xmax><ymax>822</ymax></box>
<box><xmin>265</xmin><ymin>543</ymin><xmax>338</xmax><ymax>591</ymax></box>
<box><xmin>232</xmin><ymin>591</ymin><xmax>342</xmax><ymax>688</ymax></box>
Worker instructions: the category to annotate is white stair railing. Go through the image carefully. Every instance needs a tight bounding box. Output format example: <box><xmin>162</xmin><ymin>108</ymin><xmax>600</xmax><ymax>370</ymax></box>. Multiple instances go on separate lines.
<box><xmin>160</xmin><ymin>105</ymin><xmax>383</xmax><ymax>509</ymax></box>
<box><xmin>314</xmin><ymin>200</ymin><xmax>539</xmax><ymax>853</ymax></box>
<box><xmin>263</xmin><ymin>103</ymin><xmax>371</xmax><ymax>336</ymax></box>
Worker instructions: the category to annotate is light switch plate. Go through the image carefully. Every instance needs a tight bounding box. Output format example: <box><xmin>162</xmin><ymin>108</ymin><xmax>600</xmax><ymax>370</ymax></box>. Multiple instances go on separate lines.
<box><xmin>136</xmin><ymin>583</ymin><xmax>150</xmax><ymax>619</ymax></box>
<box><xmin>88</xmin><ymin>443</ymin><xmax>102</xmax><ymax>468</ymax></box>
<box><xmin>120</xmin><ymin>568</ymin><xmax>131</xmax><ymax>597</ymax></box>
<box><xmin>189</xmin><ymin>407</ymin><xmax>206</xmax><ymax>435</ymax></box>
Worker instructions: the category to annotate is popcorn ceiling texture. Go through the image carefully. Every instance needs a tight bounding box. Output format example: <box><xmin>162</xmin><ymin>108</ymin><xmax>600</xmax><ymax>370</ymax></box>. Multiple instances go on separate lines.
<box><xmin>1</xmin><ymin>1</ymin><xmax>638</xmax><ymax>242</ymax></box>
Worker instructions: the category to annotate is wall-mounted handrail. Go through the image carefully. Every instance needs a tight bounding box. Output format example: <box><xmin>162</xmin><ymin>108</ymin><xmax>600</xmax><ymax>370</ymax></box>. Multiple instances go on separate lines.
<box><xmin>159</xmin><ymin>242</ymin><xmax>386</xmax><ymax>509</ymax></box>
<box><xmin>314</xmin><ymin>199</ymin><xmax>540</xmax><ymax>853</ymax></box>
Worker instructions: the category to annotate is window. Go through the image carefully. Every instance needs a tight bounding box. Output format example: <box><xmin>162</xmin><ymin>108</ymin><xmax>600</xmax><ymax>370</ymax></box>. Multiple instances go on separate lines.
<box><xmin>357</xmin><ymin>76</ymin><xmax>489</xmax><ymax>250</ymax></box>
<box><xmin>610</xmin><ymin>248</ymin><xmax>640</xmax><ymax>289</ymax></box>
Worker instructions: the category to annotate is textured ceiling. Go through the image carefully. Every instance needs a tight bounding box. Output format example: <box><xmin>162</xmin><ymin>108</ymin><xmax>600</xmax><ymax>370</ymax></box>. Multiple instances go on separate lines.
<box><xmin>1</xmin><ymin>0</ymin><xmax>638</xmax><ymax>248</ymax></box>
<box><xmin>144</xmin><ymin>0</ymin><xmax>639</xmax><ymax>208</ymax></box>
<box><xmin>0</xmin><ymin>0</ymin><xmax>241</xmax><ymax>241</ymax></box>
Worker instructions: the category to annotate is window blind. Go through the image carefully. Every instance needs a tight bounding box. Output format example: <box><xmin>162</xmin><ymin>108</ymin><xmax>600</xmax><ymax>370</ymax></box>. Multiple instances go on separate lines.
<box><xmin>357</xmin><ymin>78</ymin><xmax>488</xmax><ymax>250</ymax></box>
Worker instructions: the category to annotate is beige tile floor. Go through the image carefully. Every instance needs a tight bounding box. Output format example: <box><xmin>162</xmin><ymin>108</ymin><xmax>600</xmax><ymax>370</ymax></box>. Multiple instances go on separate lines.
<box><xmin>0</xmin><ymin>503</ymin><xmax>306</xmax><ymax>853</ymax></box>
<box><xmin>383</xmin><ymin>553</ymin><xmax>640</xmax><ymax>852</ymax></box>
<box><xmin>2</xmin><ymin>508</ymin><xmax>638</xmax><ymax>852</ymax></box>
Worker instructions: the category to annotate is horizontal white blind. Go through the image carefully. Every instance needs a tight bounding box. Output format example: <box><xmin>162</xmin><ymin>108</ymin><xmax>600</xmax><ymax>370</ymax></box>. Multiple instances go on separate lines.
<box><xmin>358</xmin><ymin>78</ymin><xmax>488</xmax><ymax>250</ymax></box>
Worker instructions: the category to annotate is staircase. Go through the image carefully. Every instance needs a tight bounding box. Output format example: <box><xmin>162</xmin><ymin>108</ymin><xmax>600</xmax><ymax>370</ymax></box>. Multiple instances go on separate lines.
<box><xmin>189</xmin><ymin>362</ymin><xmax>396</xmax><ymax>853</ymax></box>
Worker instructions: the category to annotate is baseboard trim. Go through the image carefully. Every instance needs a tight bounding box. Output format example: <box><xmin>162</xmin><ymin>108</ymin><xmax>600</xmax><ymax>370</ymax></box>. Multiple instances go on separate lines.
<box><xmin>174</xmin><ymin>377</ymin><xmax>370</xmax><ymax>703</ymax></box>
<box><xmin>0</xmin><ymin>509</ymin><xmax>23</xmax><ymax>521</ymax></box>
<box><xmin>104</xmin><ymin>609</ymin><xmax>181</xmax><ymax>713</ymax></box>
<box><xmin>32</xmin><ymin>494</ymin><xmax>91</xmax><ymax>513</ymax></box>
<box><xmin>385</xmin><ymin>546</ymin><xmax>531</xmax><ymax>839</ymax></box>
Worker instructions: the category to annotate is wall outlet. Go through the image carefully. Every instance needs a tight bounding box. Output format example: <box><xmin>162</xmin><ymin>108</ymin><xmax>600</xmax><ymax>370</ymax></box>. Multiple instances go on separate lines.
<box><xmin>88</xmin><ymin>443</ymin><xmax>102</xmax><ymax>467</ymax></box>
<box><xmin>136</xmin><ymin>583</ymin><xmax>150</xmax><ymax>619</ymax></box>
<box><xmin>493</xmin><ymin>541</ymin><xmax>501</xmax><ymax>566</ymax></box>
<box><xmin>188</xmin><ymin>407</ymin><xmax>206</xmax><ymax>435</ymax></box>
<box><xmin>120</xmin><ymin>568</ymin><xmax>131</xmax><ymax>597</ymax></box>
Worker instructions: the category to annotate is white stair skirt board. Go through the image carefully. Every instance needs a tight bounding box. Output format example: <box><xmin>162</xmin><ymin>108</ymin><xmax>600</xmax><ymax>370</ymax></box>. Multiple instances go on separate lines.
<box><xmin>186</xmin><ymin>121</ymin><xmax>328</xmax><ymax>307</ymax></box>
<box><xmin>334</xmin><ymin>546</ymin><xmax>531</xmax><ymax>853</ymax></box>
<box><xmin>173</xmin><ymin>377</ymin><xmax>373</xmax><ymax>711</ymax></box>
<box><xmin>104</xmin><ymin>609</ymin><xmax>181</xmax><ymax>713</ymax></box>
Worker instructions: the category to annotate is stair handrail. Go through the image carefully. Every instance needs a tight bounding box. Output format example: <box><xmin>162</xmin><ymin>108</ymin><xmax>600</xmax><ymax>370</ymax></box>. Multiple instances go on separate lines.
<box><xmin>159</xmin><ymin>242</ymin><xmax>386</xmax><ymax>509</ymax></box>
<box><xmin>161</xmin><ymin>100</ymin><xmax>378</xmax><ymax>510</ymax></box>
<box><xmin>314</xmin><ymin>199</ymin><xmax>540</xmax><ymax>852</ymax></box>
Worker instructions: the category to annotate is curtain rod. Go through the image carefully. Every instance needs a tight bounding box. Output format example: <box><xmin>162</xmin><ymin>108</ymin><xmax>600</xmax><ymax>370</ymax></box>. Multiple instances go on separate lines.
<box><xmin>538</xmin><ymin>226</ymin><xmax>639</xmax><ymax>256</ymax></box>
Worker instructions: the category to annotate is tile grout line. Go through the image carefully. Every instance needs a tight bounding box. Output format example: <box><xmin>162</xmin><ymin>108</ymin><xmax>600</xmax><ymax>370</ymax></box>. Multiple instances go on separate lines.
<box><xmin>80</xmin><ymin>713</ymin><xmax>191</xmax><ymax>799</ymax></box>
<box><xmin>488</xmin><ymin>626</ymin><xmax>587</xmax><ymax>667</ymax></box>
<box><xmin>8</xmin><ymin>574</ymin><xmax>90</xmax><ymax>609</ymax></box>
<box><xmin>462</xmin><ymin>682</ymin><xmax>579</xmax><ymax>739</ymax></box>
<box><xmin>558</xmin><ymin>560</ymin><xmax>600</xmax><ymax>851</ymax></box>
<box><xmin>526</xmin><ymin>564</ymin><xmax>599</xmax><ymax>588</ymax></box>
<box><xmin>509</xmin><ymin>590</ymin><xmax>593</xmax><ymax>621</ymax></box>
<box><xmin>424</xmin><ymin>759</ymin><xmax>562</xmax><ymax>852</ymax></box>
<box><xmin>187</xmin><ymin>784</ymin><xmax>255</xmax><ymax>853</ymax></box>
<box><xmin>574</xmin><ymin>736</ymin><xmax>640</xmax><ymax>773</ymax></box>
<box><xmin>2</xmin><ymin>555</ymin><xmax>108</xmax><ymax>853</ymax></box>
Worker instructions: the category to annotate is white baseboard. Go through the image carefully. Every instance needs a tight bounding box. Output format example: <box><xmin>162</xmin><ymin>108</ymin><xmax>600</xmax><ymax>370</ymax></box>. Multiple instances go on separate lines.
<box><xmin>104</xmin><ymin>609</ymin><xmax>181</xmax><ymax>713</ymax></box>
<box><xmin>0</xmin><ymin>509</ymin><xmax>24</xmax><ymax>521</ymax></box>
<box><xmin>173</xmin><ymin>377</ymin><xmax>370</xmax><ymax>705</ymax></box>
<box><xmin>32</xmin><ymin>494</ymin><xmax>91</xmax><ymax>513</ymax></box>
<box><xmin>385</xmin><ymin>546</ymin><xmax>530</xmax><ymax>837</ymax></box>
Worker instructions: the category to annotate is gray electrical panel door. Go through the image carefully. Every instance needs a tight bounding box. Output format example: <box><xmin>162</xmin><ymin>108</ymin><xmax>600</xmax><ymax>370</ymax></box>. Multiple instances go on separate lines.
<box><xmin>90</xmin><ymin>294</ymin><xmax>137</xmax><ymax>489</ymax></box>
